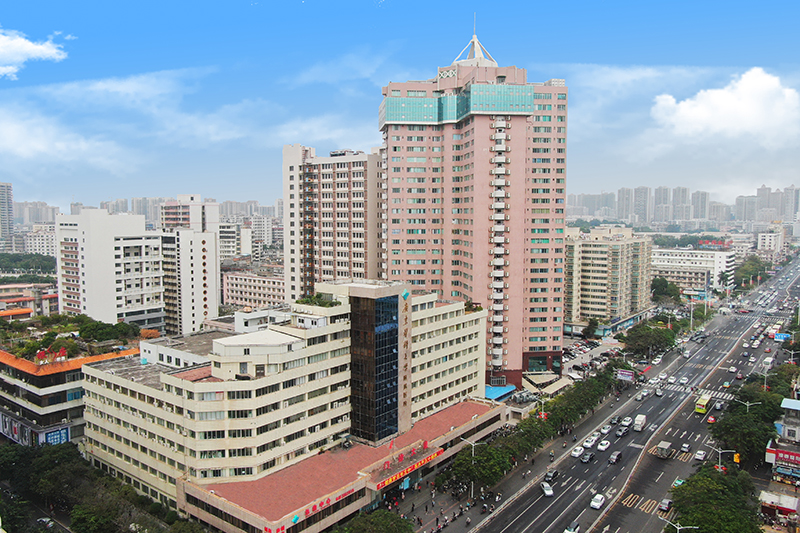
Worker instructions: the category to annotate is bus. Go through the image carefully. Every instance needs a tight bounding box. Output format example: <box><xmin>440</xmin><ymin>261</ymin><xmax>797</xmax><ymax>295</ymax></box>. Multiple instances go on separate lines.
<box><xmin>695</xmin><ymin>394</ymin><xmax>713</xmax><ymax>414</ymax></box>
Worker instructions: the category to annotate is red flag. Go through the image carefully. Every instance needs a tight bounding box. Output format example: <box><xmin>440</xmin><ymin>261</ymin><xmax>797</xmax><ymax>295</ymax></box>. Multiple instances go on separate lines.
<box><xmin>388</xmin><ymin>439</ymin><xmax>394</xmax><ymax>450</ymax></box>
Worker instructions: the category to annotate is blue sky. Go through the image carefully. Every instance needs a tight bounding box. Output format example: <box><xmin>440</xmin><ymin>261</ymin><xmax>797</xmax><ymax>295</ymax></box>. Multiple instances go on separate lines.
<box><xmin>2</xmin><ymin>0</ymin><xmax>800</xmax><ymax>211</ymax></box>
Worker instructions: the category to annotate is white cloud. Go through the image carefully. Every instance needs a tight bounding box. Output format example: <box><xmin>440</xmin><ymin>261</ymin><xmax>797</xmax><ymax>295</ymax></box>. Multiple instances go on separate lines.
<box><xmin>0</xmin><ymin>107</ymin><xmax>132</xmax><ymax>173</ymax></box>
<box><xmin>0</xmin><ymin>27</ymin><xmax>67</xmax><ymax>80</ymax></box>
<box><xmin>651</xmin><ymin>67</ymin><xmax>800</xmax><ymax>149</ymax></box>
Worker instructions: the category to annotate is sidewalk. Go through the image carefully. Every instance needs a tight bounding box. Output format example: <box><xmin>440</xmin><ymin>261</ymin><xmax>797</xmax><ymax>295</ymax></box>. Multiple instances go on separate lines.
<box><xmin>390</xmin><ymin>394</ymin><xmax>625</xmax><ymax>532</ymax></box>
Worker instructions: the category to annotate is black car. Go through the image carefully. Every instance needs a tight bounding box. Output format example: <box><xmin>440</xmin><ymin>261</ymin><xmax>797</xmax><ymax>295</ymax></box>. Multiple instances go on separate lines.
<box><xmin>580</xmin><ymin>451</ymin><xmax>595</xmax><ymax>463</ymax></box>
<box><xmin>544</xmin><ymin>469</ymin><xmax>559</xmax><ymax>482</ymax></box>
<box><xmin>609</xmin><ymin>415</ymin><xmax>621</xmax><ymax>425</ymax></box>
<box><xmin>615</xmin><ymin>426</ymin><xmax>629</xmax><ymax>437</ymax></box>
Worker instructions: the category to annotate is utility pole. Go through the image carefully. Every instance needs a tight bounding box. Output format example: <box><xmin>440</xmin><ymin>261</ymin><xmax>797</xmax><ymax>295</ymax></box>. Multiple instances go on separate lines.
<box><xmin>708</xmin><ymin>444</ymin><xmax>736</xmax><ymax>470</ymax></box>
<box><xmin>734</xmin><ymin>398</ymin><xmax>762</xmax><ymax>413</ymax></box>
<box><xmin>460</xmin><ymin>437</ymin><xmax>486</xmax><ymax>500</ymax></box>
<box><xmin>658</xmin><ymin>516</ymin><xmax>699</xmax><ymax>533</ymax></box>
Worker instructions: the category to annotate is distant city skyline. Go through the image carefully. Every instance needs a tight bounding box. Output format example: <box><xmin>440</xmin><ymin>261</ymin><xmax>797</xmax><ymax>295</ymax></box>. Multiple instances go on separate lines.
<box><xmin>2</xmin><ymin>2</ymin><xmax>800</xmax><ymax>208</ymax></box>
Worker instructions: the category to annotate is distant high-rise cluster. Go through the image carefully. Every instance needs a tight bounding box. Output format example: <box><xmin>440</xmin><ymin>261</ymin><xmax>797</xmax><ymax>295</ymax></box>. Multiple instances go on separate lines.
<box><xmin>567</xmin><ymin>183</ymin><xmax>800</xmax><ymax>229</ymax></box>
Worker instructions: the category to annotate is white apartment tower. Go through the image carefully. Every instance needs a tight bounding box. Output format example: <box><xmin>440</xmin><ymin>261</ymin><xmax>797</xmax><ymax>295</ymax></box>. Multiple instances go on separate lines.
<box><xmin>161</xmin><ymin>194</ymin><xmax>220</xmax><ymax>233</ymax></box>
<box><xmin>56</xmin><ymin>210</ymin><xmax>166</xmax><ymax>330</ymax></box>
<box><xmin>282</xmin><ymin>145</ymin><xmax>382</xmax><ymax>303</ymax></box>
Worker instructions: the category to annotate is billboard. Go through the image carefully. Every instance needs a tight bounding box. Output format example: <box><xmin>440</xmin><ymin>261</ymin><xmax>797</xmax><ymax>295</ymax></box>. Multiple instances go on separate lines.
<box><xmin>615</xmin><ymin>369</ymin><xmax>635</xmax><ymax>382</ymax></box>
<box><xmin>775</xmin><ymin>333</ymin><xmax>791</xmax><ymax>341</ymax></box>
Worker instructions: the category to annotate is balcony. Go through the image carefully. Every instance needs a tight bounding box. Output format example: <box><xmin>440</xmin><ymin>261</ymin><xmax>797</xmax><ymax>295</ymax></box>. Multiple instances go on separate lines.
<box><xmin>492</xmin><ymin>247</ymin><xmax>506</xmax><ymax>255</ymax></box>
<box><xmin>490</xmin><ymin>213</ymin><xmax>508</xmax><ymax>221</ymax></box>
<box><xmin>491</xmin><ymin>155</ymin><xmax>508</xmax><ymax>164</ymax></box>
<box><xmin>491</xmin><ymin>281</ymin><xmax>505</xmax><ymax>289</ymax></box>
<box><xmin>492</xmin><ymin>258</ymin><xmax>506</xmax><ymax>266</ymax></box>
<box><xmin>490</xmin><ymin>145</ymin><xmax>509</xmax><ymax>152</ymax></box>
<box><xmin>491</xmin><ymin>236</ymin><xmax>506</xmax><ymax>244</ymax></box>
<box><xmin>491</xmin><ymin>326</ymin><xmax>504</xmax><ymax>334</ymax></box>
<box><xmin>491</xmin><ymin>336</ymin><xmax>504</xmax><ymax>344</ymax></box>
<box><xmin>490</xmin><ymin>179</ymin><xmax>507</xmax><ymax>187</ymax></box>
<box><xmin>490</xmin><ymin>191</ymin><xmax>507</xmax><ymax>198</ymax></box>
<box><xmin>491</xmin><ymin>348</ymin><xmax>504</xmax><ymax>357</ymax></box>
<box><xmin>490</xmin><ymin>168</ymin><xmax>508</xmax><ymax>175</ymax></box>
<box><xmin>491</xmin><ymin>133</ymin><xmax>508</xmax><ymax>141</ymax></box>
<box><xmin>491</xmin><ymin>270</ymin><xmax>505</xmax><ymax>278</ymax></box>
<box><xmin>492</xmin><ymin>304</ymin><xmax>505</xmax><ymax>311</ymax></box>
<box><xmin>491</xmin><ymin>202</ymin><xmax>507</xmax><ymax>210</ymax></box>
<box><xmin>491</xmin><ymin>120</ymin><xmax>507</xmax><ymax>129</ymax></box>
<box><xmin>491</xmin><ymin>292</ymin><xmax>505</xmax><ymax>300</ymax></box>
<box><xmin>492</xmin><ymin>225</ymin><xmax>506</xmax><ymax>233</ymax></box>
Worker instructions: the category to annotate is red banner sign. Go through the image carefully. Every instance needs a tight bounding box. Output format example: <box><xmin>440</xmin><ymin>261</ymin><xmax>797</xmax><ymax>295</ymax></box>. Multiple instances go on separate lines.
<box><xmin>376</xmin><ymin>449</ymin><xmax>444</xmax><ymax>490</ymax></box>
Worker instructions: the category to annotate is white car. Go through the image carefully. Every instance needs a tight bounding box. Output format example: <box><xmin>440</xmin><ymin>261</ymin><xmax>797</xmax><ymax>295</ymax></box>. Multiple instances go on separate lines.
<box><xmin>667</xmin><ymin>376</ymin><xmax>676</xmax><ymax>384</ymax></box>
<box><xmin>679</xmin><ymin>376</ymin><xmax>689</xmax><ymax>385</ymax></box>
<box><xmin>743</xmin><ymin>342</ymin><xmax>750</xmax><ymax>348</ymax></box>
<box><xmin>653</xmin><ymin>357</ymin><xmax>663</xmax><ymax>365</ymax></box>
<box><xmin>541</xmin><ymin>481</ymin><xmax>554</xmax><ymax>497</ymax></box>
<box><xmin>749</xmin><ymin>356</ymin><xmax>756</xmax><ymax>363</ymax></box>
<box><xmin>600</xmin><ymin>425</ymin><xmax>612</xmax><ymax>435</ymax></box>
<box><xmin>571</xmin><ymin>446</ymin><xmax>584</xmax><ymax>458</ymax></box>
<box><xmin>658</xmin><ymin>372</ymin><xmax>667</xmax><ymax>380</ymax></box>
<box><xmin>694</xmin><ymin>450</ymin><xmax>707</xmax><ymax>461</ymax></box>
<box><xmin>597</xmin><ymin>440</ymin><xmax>611</xmax><ymax>451</ymax></box>
<box><xmin>620</xmin><ymin>416</ymin><xmax>633</xmax><ymax>427</ymax></box>
<box><xmin>583</xmin><ymin>436</ymin><xmax>599</xmax><ymax>449</ymax></box>
<box><xmin>729</xmin><ymin>366</ymin><xmax>737</xmax><ymax>373</ymax></box>
<box><xmin>590</xmin><ymin>494</ymin><xmax>606</xmax><ymax>509</ymax></box>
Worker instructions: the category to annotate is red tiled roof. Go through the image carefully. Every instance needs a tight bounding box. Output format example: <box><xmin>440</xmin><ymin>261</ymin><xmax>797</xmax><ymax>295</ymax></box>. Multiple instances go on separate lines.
<box><xmin>205</xmin><ymin>400</ymin><xmax>494</xmax><ymax>522</ymax></box>
<box><xmin>0</xmin><ymin>348</ymin><xmax>139</xmax><ymax>376</ymax></box>
<box><xmin>0</xmin><ymin>297</ymin><xmax>34</xmax><ymax>304</ymax></box>
<box><xmin>172</xmin><ymin>365</ymin><xmax>223</xmax><ymax>383</ymax></box>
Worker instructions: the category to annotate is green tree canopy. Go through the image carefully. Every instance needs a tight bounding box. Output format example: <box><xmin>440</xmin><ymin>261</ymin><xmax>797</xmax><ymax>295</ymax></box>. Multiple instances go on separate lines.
<box><xmin>330</xmin><ymin>510</ymin><xmax>414</xmax><ymax>533</ymax></box>
<box><xmin>0</xmin><ymin>253</ymin><xmax>56</xmax><ymax>273</ymax></box>
<box><xmin>581</xmin><ymin>318</ymin><xmax>599</xmax><ymax>339</ymax></box>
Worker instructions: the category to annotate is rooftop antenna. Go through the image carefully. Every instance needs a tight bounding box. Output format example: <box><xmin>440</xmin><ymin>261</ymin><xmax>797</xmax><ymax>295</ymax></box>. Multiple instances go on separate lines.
<box><xmin>473</xmin><ymin>13</ymin><xmax>476</xmax><ymax>35</ymax></box>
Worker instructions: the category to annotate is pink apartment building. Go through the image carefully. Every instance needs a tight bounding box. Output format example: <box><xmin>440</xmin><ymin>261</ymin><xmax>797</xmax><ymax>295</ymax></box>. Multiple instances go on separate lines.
<box><xmin>379</xmin><ymin>35</ymin><xmax>567</xmax><ymax>386</ymax></box>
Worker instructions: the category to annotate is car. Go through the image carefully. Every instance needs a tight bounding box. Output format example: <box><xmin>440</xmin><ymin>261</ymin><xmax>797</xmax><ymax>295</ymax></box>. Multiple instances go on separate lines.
<box><xmin>749</xmin><ymin>356</ymin><xmax>757</xmax><ymax>363</ymax></box>
<box><xmin>658</xmin><ymin>372</ymin><xmax>667</xmax><ymax>380</ymax></box>
<box><xmin>621</xmin><ymin>416</ymin><xmax>633</xmax><ymax>427</ymax></box>
<box><xmin>541</xmin><ymin>481</ymin><xmax>554</xmax><ymax>497</ymax></box>
<box><xmin>590</xmin><ymin>494</ymin><xmax>606</xmax><ymax>509</ymax></box>
<box><xmin>736</xmin><ymin>372</ymin><xmax>744</xmax><ymax>380</ymax></box>
<box><xmin>715</xmin><ymin>401</ymin><xmax>724</xmax><ymax>410</ymax></box>
<box><xmin>708</xmin><ymin>415</ymin><xmax>717</xmax><ymax>423</ymax></box>
<box><xmin>672</xmin><ymin>478</ymin><xmax>685</xmax><ymax>488</ymax></box>
<box><xmin>667</xmin><ymin>376</ymin><xmax>677</xmax><ymax>384</ymax></box>
<box><xmin>648</xmin><ymin>377</ymin><xmax>659</xmax><ymax>385</ymax></box>
<box><xmin>729</xmin><ymin>366</ymin><xmax>737</xmax><ymax>372</ymax></box>
<box><xmin>635</xmin><ymin>393</ymin><xmax>643</xmax><ymax>401</ymax></box>
<box><xmin>608</xmin><ymin>450</ymin><xmax>622</xmax><ymax>464</ymax></box>
<box><xmin>597</xmin><ymin>440</ymin><xmax>611</xmax><ymax>451</ymax></box>
<box><xmin>635</xmin><ymin>360</ymin><xmax>648</xmax><ymax>365</ymax></box>
<box><xmin>743</xmin><ymin>342</ymin><xmax>750</xmax><ymax>348</ymax></box>
<box><xmin>610</xmin><ymin>415</ymin><xmax>621</xmax><ymax>425</ymax></box>
<box><xmin>583</xmin><ymin>436</ymin><xmax>599</xmax><ymax>449</ymax></box>
<box><xmin>615</xmin><ymin>426</ymin><xmax>630</xmax><ymax>437</ymax></box>
<box><xmin>766</xmin><ymin>347</ymin><xmax>772</xmax><ymax>353</ymax></box>
<box><xmin>571</xmin><ymin>446</ymin><xmax>585</xmax><ymax>458</ymax></box>
<box><xmin>679</xmin><ymin>376</ymin><xmax>689</xmax><ymax>385</ymax></box>
<box><xmin>723</xmin><ymin>381</ymin><xmax>731</xmax><ymax>388</ymax></box>
<box><xmin>600</xmin><ymin>425</ymin><xmax>613</xmax><ymax>435</ymax></box>
<box><xmin>37</xmin><ymin>518</ymin><xmax>55</xmax><ymax>529</ymax></box>
<box><xmin>653</xmin><ymin>357</ymin><xmax>663</xmax><ymax>365</ymax></box>
<box><xmin>545</xmin><ymin>470</ymin><xmax>559</xmax><ymax>483</ymax></box>
<box><xmin>681</xmin><ymin>443</ymin><xmax>691</xmax><ymax>453</ymax></box>
<box><xmin>742</xmin><ymin>351</ymin><xmax>750</xmax><ymax>357</ymax></box>
<box><xmin>581</xmin><ymin>451</ymin><xmax>595</xmax><ymax>463</ymax></box>
<box><xmin>655</xmin><ymin>388</ymin><xmax>664</xmax><ymax>397</ymax></box>
<box><xmin>694</xmin><ymin>449</ymin><xmax>707</xmax><ymax>460</ymax></box>
<box><xmin>563</xmin><ymin>521</ymin><xmax>580</xmax><ymax>533</ymax></box>
<box><xmin>658</xmin><ymin>498</ymin><xmax>673</xmax><ymax>512</ymax></box>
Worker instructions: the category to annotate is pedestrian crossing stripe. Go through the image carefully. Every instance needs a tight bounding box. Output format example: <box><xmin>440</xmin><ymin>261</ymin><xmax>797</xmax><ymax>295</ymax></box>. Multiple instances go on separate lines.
<box><xmin>659</xmin><ymin>383</ymin><xmax>734</xmax><ymax>401</ymax></box>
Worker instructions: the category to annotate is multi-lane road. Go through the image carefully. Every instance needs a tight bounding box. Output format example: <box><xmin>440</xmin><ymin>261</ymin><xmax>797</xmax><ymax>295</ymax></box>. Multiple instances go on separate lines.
<box><xmin>485</xmin><ymin>258</ymin><xmax>800</xmax><ymax>533</ymax></box>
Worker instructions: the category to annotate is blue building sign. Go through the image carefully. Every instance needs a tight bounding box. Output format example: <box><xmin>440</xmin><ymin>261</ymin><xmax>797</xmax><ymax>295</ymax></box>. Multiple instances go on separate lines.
<box><xmin>45</xmin><ymin>427</ymin><xmax>70</xmax><ymax>446</ymax></box>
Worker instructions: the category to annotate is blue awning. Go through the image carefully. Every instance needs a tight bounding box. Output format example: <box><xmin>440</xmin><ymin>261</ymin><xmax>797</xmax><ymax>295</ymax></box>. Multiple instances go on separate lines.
<box><xmin>776</xmin><ymin>466</ymin><xmax>794</xmax><ymax>475</ymax></box>
<box><xmin>485</xmin><ymin>385</ymin><xmax>516</xmax><ymax>401</ymax></box>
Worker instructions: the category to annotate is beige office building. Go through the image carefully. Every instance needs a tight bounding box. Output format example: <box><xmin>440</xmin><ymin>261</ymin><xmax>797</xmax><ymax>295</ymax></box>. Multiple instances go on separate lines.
<box><xmin>564</xmin><ymin>226</ymin><xmax>652</xmax><ymax>331</ymax></box>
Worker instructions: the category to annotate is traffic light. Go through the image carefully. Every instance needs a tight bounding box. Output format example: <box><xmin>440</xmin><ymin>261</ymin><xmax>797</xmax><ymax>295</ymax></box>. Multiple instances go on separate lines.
<box><xmin>734</xmin><ymin>453</ymin><xmax>741</xmax><ymax>463</ymax></box>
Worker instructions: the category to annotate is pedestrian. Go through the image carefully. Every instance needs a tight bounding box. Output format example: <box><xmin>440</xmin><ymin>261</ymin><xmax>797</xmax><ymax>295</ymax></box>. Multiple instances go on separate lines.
<box><xmin>436</xmin><ymin>517</ymin><xmax>439</xmax><ymax>526</ymax></box>
<box><xmin>425</xmin><ymin>504</ymin><xmax>428</xmax><ymax>514</ymax></box>
<box><xmin>412</xmin><ymin>502</ymin><xmax>415</xmax><ymax>512</ymax></box>
<box><xmin>402</xmin><ymin>492</ymin><xmax>405</xmax><ymax>501</ymax></box>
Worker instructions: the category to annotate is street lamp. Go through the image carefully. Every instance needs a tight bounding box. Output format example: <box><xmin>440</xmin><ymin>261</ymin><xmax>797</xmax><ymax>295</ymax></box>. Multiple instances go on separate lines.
<box><xmin>753</xmin><ymin>370</ymin><xmax>776</xmax><ymax>392</ymax></box>
<box><xmin>658</xmin><ymin>516</ymin><xmax>699</xmax><ymax>533</ymax></box>
<box><xmin>460</xmin><ymin>437</ymin><xmax>486</xmax><ymax>500</ymax></box>
<box><xmin>734</xmin><ymin>399</ymin><xmax>762</xmax><ymax>414</ymax></box>
<box><xmin>708</xmin><ymin>444</ymin><xmax>736</xmax><ymax>470</ymax></box>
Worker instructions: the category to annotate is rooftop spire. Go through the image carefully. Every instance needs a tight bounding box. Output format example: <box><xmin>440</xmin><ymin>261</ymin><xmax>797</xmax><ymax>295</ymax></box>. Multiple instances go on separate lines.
<box><xmin>452</xmin><ymin>32</ymin><xmax>497</xmax><ymax>68</ymax></box>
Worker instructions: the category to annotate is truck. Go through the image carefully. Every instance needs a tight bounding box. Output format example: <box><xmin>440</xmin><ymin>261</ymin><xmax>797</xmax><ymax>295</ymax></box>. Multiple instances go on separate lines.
<box><xmin>656</xmin><ymin>441</ymin><xmax>673</xmax><ymax>458</ymax></box>
<box><xmin>633</xmin><ymin>414</ymin><xmax>647</xmax><ymax>431</ymax></box>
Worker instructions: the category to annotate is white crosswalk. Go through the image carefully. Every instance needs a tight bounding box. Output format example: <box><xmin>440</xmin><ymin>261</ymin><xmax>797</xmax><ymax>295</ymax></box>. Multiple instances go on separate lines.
<box><xmin>659</xmin><ymin>383</ymin><xmax>735</xmax><ymax>401</ymax></box>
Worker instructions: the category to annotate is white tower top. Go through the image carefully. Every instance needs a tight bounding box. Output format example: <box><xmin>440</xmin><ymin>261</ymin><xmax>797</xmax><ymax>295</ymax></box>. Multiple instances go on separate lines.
<box><xmin>452</xmin><ymin>34</ymin><xmax>498</xmax><ymax>68</ymax></box>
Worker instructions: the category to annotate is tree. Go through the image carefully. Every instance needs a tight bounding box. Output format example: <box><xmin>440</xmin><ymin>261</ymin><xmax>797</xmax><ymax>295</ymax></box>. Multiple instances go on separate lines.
<box><xmin>651</xmin><ymin>277</ymin><xmax>682</xmax><ymax>305</ymax></box>
<box><xmin>581</xmin><ymin>318</ymin><xmax>599</xmax><ymax>339</ymax></box>
<box><xmin>331</xmin><ymin>510</ymin><xmax>414</xmax><ymax>533</ymax></box>
<box><xmin>71</xmin><ymin>504</ymin><xmax>118</xmax><ymax>533</ymax></box>
<box><xmin>170</xmin><ymin>521</ymin><xmax>208</xmax><ymax>533</ymax></box>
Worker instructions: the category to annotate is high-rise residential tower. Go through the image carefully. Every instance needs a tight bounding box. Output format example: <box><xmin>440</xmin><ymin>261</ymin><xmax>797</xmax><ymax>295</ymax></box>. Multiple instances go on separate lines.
<box><xmin>282</xmin><ymin>145</ymin><xmax>382</xmax><ymax>303</ymax></box>
<box><xmin>633</xmin><ymin>186</ymin><xmax>652</xmax><ymax>224</ymax></box>
<box><xmin>378</xmin><ymin>35</ymin><xmax>567</xmax><ymax>384</ymax></box>
<box><xmin>0</xmin><ymin>182</ymin><xmax>13</xmax><ymax>240</ymax></box>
